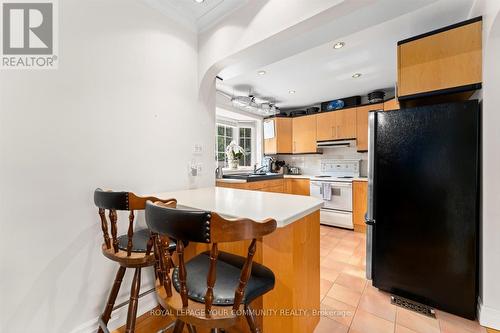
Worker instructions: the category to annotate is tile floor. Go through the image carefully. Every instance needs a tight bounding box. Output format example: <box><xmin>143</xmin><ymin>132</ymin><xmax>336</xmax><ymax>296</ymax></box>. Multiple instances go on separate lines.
<box><xmin>315</xmin><ymin>225</ymin><xmax>486</xmax><ymax>333</ymax></box>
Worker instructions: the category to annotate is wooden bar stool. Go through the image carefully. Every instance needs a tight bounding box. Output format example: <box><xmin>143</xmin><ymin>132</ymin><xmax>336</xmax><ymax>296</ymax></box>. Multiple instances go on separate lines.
<box><xmin>93</xmin><ymin>189</ymin><xmax>177</xmax><ymax>333</ymax></box>
<box><xmin>145</xmin><ymin>200</ymin><xmax>277</xmax><ymax>333</ymax></box>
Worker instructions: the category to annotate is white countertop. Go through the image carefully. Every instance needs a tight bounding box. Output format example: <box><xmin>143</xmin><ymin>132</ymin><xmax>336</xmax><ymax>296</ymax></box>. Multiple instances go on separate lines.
<box><xmin>285</xmin><ymin>174</ymin><xmax>367</xmax><ymax>181</ymax></box>
<box><xmin>216</xmin><ymin>174</ymin><xmax>313</xmax><ymax>182</ymax></box>
<box><xmin>215</xmin><ymin>178</ymin><xmax>247</xmax><ymax>184</ymax></box>
<box><xmin>152</xmin><ymin>187</ymin><xmax>323</xmax><ymax>228</ymax></box>
<box><xmin>216</xmin><ymin>174</ymin><xmax>368</xmax><ymax>182</ymax></box>
<box><xmin>283</xmin><ymin>174</ymin><xmax>312</xmax><ymax>179</ymax></box>
<box><xmin>353</xmin><ymin>177</ymin><xmax>368</xmax><ymax>182</ymax></box>
<box><xmin>216</xmin><ymin>175</ymin><xmax>309</xmax><ymax>183</ymax></box>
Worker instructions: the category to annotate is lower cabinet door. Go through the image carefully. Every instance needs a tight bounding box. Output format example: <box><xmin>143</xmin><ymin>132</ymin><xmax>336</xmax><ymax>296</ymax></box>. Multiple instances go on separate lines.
<box><xmin>353</xmin><ymin>181</ymin><xmax>368</xmax><ymax>233</ymax></box>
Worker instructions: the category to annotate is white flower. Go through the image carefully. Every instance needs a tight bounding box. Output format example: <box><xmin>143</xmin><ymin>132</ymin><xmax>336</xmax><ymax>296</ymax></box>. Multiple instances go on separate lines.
<box><xmin>225</xmin><ymin>141</ymin><xmax>245</xmax><ymax>160</ymax></box>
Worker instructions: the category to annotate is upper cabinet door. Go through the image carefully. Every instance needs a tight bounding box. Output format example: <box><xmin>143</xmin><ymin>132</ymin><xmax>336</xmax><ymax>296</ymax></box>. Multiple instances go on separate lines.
<box><xmin>336</xmin><ymin>108</ymin><xmax>357</xmax><ymax>139</ymax></box>
<box><xmin>316</xmin><ymin>108</ymin><xmax>356</xmax><ymax>141</ymax></box>
<box><xmin>397</xmin><ymin>18</ymin><xmax>482</xmax><ymax>99</ymax></box>
<box><xmin>276</xmin><ymin>118</ymin><xmax>293</xmax><ymax>154</ymax></box>
<box><xmin>293</xmin><ymin>115</ymin><xmax>317</xmax><ymax>154</ymax></box>
<box><xmin>263</xmin><ymin>118</ymin><xmax>293</xmax><ymax>155</ymax></box>
<box><xmin>316</xmin><ymin>112</ymin><xmax>336</xmax><ymax>141</ymax></box>
<box><xmin>356</xmin><ymin>103</ymin><xmax>383</xmax><ymax>152</ymax></box>
<box><xmin>263</xmin><ymin>118</ymin><xmax>277</xmax><ymax>155</ymax></box>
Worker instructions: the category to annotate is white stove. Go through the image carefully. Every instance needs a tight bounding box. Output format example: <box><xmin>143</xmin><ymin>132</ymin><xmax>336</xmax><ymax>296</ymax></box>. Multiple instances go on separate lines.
<box><xmin>311</xmin><ymin>159</ymin><xmax>360</xmax><ymax>181</ymax></box>
<box><xmin>310</xmin><ymin>159</ymin><xmax>360</xmax><ymax>229</ymax></box>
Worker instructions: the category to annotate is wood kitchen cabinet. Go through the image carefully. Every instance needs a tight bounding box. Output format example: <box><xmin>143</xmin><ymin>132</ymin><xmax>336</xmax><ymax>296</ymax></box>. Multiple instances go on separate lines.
<box><xmin>217</xmin><ymin>178</ymin><xmax>310</xmax><ymax>196</ymax></box>
<box><xmin>383</xmin><ymin>98</ymin><xmax>400</xmax><ymax>111</ymax></box>
<box><xmin>264</xmin><ymin>117</ymin><xmax>293</xmax><ymax>155</ymax></box>
<box><xmin>316</xmin><ymin>108</ymin><xmax>356</xmax><ymax>141</ymax></box>
<box><xmin>356</xmin><ymin>103</ymin><xmax>383</xmax><ymax>151</ymax></box>
<box><xmin>260</xmin><ymin>183</ymin><xmax>285</xmax><ymax>193</ymax></box>
<box><xmin>397</xmin><ymin>17</ymin><xmax>482</xmax><ymax>100</ymax></box>
<box><xmin>316</xmin><ymin>112</ymin><xmax>335</xmax><ymax>141</ymax></box>
<box><xmin>292</xmin><ymin>115</ymin><xmax>317</xmax><ymax>154</ymax></box>
<box><xmin>352</xmin><ymin>180</ymin><xmax>368</xmax><ymax>233</ymax></box>
<box><xmin>284</xmin><ymin>178</ymin><xmax>310</xmax><ymax>195</ymax></box>
<box><xmin>336</xmin><ymin>108</ymin><xmax>357</xmax><ymax>139</ymax></box>
<box><xmin>216</xmin><ymin>179</ymin><xmax>284</xmax><ymax>192</ymax></box>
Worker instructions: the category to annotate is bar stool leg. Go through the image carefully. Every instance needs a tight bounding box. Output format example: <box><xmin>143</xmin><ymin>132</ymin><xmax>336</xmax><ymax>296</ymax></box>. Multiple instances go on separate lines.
<box><xmin>125</xmin><ymin>267</ymin><xmax>142</xmax><ymax>333</ymax></box>
<box><xmin>244</xmin><ymin>304</ymin><xmax>261</xmax><ymax>333</ymax></box>
<box><xmin>172</xmin><ymin>319</ymin><xmax>184</xmax><ymax>333</ymax></box>
<box><xmin>99</xmin><ymin>266</ymin><xmax>126</xmax><ymax>333</ymax></box>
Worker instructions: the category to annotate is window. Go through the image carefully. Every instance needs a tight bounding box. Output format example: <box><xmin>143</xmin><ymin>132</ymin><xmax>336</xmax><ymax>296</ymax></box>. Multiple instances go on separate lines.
<box><xmin>216</xmin><ymin>124</ymin><xmax>234</xmax><ymax>166</ymax></box>
<box><xmin>215</xmin><ymin>123</ymin><xmax>255</xmax><ymax>168</ymax></box>
<box><xmin>239</xmin><ymin>127</ymin><xmax>252</xmax><ymax>166</ymax></box>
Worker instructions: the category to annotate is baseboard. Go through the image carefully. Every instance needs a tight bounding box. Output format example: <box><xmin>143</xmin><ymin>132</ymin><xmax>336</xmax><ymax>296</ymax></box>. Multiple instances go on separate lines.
<box><xmin>70</xmin><ymin>288</ymin><xmax>158</xmax><ymax>333</ymax></box>
<box><xmin>478</xmin><ymin>297</ymin><xmax>500</xmax><ymax>330</ymax></box>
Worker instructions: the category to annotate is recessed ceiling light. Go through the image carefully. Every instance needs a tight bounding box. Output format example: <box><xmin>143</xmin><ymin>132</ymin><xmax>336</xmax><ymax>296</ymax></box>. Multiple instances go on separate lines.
<box><xmin>333</xmin><ymin>42</ymin><xmax>345</xmax><ymax>49</ymax></box>
<box><xmin>289</xmin><ymin>90</ymin><xmax>296</xmax><ymax>94</ymax></box>
<box><xmin>194</xmin><ymin>0</ymin><xmax>204</xmax><ymax>3</ymax></box>
<box><xmin>258</xmin><ymin>70</ymin><xmax>266</xmax><ymax>76</ymax></box>
<box><xmin>352</xmin><ymin>73</ymin><xmax>362</xmax><ymax>78</ymax></box>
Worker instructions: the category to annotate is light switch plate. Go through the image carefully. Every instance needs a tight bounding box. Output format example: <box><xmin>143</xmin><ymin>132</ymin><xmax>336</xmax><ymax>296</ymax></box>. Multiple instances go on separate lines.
<box><xmin>193</xmin><ymin>144</ymin><xmax>203</xmax><ymax>154</ymax></box>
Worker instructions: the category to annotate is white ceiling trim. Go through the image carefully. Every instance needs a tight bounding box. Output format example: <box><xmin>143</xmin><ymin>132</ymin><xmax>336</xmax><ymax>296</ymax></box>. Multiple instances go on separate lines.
<box><xmin>142</xmin><ymin>0</ymin><xmax>247</xmax><ymax>33</ymax></box>
<box><xmin>142</xmin><ymin>0</ymin><xmax>197</xmax><ymax>32</ymax></box>
<box><xmin>197</xmin><ymin>0</ymin><xmax>248</xmax><ymax>33</ymax></box>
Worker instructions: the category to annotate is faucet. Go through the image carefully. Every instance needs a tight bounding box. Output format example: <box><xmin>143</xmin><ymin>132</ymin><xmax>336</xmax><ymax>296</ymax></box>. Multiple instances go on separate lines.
<box><xmin>253</xmin><ymin>163</ymin><xmax>268</xmax><ymax>174</ymax></box>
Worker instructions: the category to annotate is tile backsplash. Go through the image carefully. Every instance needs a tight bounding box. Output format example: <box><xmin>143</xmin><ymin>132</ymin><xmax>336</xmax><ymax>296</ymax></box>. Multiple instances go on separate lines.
<box><xmin>279</xmin><ymin>146</ymin><xmax>368</xmax><ymax>176</ymax></box>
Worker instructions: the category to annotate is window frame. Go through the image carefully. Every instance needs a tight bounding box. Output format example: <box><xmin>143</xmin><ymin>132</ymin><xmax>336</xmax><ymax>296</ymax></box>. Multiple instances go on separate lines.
<box><xmin>216</xmin><ymin>123</ymin><xmax>235</xmax><ymax>167</ymax></box>
<box><xmin>215</xmin><ymin>122</ymin><xmax>257</xmax><ymax>169</ymax></box>
<box><xmin>238</xmin><ymin>126</ymin><xmax>253</xmax><ymax>167</ymax></box>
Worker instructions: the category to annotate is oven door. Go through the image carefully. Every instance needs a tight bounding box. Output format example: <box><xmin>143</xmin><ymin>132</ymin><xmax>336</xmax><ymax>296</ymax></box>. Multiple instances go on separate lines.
<box><xmin>310</xmin><ymin>181</ymin><xmax>352</xmax><ymax>211</ymax></box>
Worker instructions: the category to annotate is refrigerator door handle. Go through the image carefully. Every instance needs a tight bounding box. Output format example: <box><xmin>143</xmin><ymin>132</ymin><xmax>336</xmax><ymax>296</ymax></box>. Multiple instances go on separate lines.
<box><xmin>367</xmin><ymin>111</ymin><xmax>376</xmax><ymax>221</ymax></box>
<box><xmin>366</xmin><ymin>111</ymin><xmax>377</xmax><ymax>280</ymax></box>
<box><xmin>364</xmin><ymin>213</ymin><xmax>375</xmax><ymax>225</ymax></box>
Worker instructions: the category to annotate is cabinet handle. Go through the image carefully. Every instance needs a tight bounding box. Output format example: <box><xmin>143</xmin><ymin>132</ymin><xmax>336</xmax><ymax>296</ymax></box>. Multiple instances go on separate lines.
<box><xmin>332</xmin><ymin>127</ymin><xmax>335</xmax><ymax>138</ymax></box>
<box><xmin>336</xmin><ymin>126</ymin><xmax>339</xmax><ymax>138</ymax></box>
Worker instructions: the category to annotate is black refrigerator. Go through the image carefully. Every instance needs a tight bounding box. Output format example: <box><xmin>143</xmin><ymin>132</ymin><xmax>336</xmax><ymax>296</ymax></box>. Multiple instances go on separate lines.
<box><xmin>365</xmin><ymin>100</ymin><xmax>480</xmax><ymax>319</ymax></box>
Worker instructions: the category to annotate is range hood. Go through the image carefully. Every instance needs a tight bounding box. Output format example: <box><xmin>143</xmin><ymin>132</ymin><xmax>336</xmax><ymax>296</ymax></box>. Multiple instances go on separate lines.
<box><xmin>317</xmin><ymin>139</ymin><xmax>355</xmax><ymax>148</ymax></box>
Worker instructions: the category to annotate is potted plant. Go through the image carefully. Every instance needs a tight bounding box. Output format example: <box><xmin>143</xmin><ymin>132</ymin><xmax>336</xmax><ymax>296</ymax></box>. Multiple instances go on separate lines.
<box><xmin>225</xmin><ymin>141</ymin><xmax>245</xmax><ymax>169</ymax></box>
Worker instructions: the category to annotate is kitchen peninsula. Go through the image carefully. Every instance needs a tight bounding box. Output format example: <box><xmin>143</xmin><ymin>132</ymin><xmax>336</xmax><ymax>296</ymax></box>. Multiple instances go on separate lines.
<box><xmin>153</xmin><ymin>187</ymin><xmax>323</xmax><ymax>333</ymax></box>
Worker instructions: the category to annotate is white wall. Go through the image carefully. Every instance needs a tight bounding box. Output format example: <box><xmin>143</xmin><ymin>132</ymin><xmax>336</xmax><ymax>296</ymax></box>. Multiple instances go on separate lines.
<box><xmin>469</xmin><ymin>0</ymin><xmax>500</xmax><ymax>329</ymax></box>
<box><xmin>0</xmin><ymin>0</ymin><xmax>213</xmax><ymax>332</ymax></box>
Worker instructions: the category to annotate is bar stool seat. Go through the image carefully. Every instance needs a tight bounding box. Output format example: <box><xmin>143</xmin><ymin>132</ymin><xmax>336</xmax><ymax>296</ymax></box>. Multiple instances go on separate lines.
<box><xmin>117</xmin><ymin>229</ymin><xmax>176</xmax><ymax>253</ymax></box>
<box><xmin>172</xmin><ymin>251</ymin><xmax>275</xmax><ymax>306</ymax></box>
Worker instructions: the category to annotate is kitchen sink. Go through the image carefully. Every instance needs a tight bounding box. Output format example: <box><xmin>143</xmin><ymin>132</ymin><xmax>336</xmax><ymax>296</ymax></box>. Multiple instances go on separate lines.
<box><xmin>222</xmin><ymin>172</ymin><xmax>283</xmax><ymax>182</ymax></box>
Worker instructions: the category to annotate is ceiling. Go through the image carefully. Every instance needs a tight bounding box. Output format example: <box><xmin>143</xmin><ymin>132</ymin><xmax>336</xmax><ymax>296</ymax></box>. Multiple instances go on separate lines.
<box><xmin>144</xmin><ymin>0</ymin><xmax>247</xmax><ymax>32</ymax></box>
<box><xmin>217</xmin><ymin>0</ymin><xmax>475</xmax><ymax>110</ymax></box>
<box><xmin>217</xmin><ymin>105</ymin><xmax>261</xmax><ymax>122</ymax></box>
